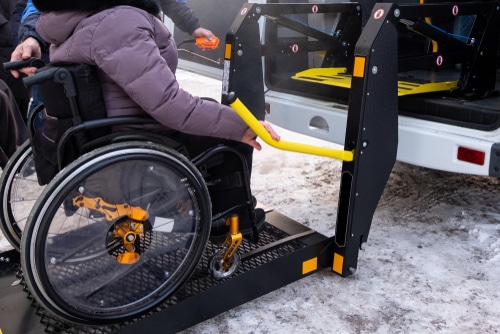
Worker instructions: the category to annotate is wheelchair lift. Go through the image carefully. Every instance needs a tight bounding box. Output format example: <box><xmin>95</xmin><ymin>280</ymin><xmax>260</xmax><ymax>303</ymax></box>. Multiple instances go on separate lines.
<box><xmin>1</xmin><ymin>1</ymin><xmax>498</xmax><ymax>333</ymax></box>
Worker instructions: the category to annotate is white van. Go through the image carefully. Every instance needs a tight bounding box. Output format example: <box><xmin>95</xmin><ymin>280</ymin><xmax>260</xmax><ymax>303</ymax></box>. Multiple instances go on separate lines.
<box><xmin>174</xmin><ymin>0</ymin><xmax>500</xmax><ymax>178</ymax></box>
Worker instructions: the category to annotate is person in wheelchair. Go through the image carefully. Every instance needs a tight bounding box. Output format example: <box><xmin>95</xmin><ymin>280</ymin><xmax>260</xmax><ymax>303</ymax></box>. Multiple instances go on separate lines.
<box><xmin>31</xmin><ymin>0</ymin><xmax>280</xmax><ymax>243</ymax></box>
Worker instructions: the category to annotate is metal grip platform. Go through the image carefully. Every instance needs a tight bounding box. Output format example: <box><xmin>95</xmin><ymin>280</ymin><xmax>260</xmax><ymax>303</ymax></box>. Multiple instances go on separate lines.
<box><xmin>0</xmin><ymin>211</ymin><xmax>334</xmax><ymax>334</ymax></box>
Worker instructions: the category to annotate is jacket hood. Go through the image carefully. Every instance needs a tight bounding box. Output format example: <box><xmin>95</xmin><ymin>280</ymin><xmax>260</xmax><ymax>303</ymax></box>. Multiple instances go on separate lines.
<box><xmin>32</xmin><ymin>0</ymin><xmax>160</xmax><ymax>16</ymax></box>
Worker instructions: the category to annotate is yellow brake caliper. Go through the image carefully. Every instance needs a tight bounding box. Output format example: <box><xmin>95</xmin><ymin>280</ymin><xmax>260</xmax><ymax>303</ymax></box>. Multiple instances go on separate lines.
<box><xmin>73</xmin><ymin>195</ymin><xmax>149</xmax><ymax>265</ymax></box>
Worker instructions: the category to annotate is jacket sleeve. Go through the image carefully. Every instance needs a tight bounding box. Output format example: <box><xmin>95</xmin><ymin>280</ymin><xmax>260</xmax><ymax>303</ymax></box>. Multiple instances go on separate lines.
<box><xmin>91</xmin><ymin>11</ymin><xmax>247</xmax><ymax>142</ymax></box>
<box><xmin>11</xmin><ymin>0</ymin><xmax>28</xmax><ymax>44</ymax></box>
<box><xmin>18</xmin><ymin>12</ymin><xmax>50</xmax><ymax>61</ymax></box>
<box><xmin>158</xmin><ymin>0</ymin><xmax>200</xmax><ymax>35</ymax></box>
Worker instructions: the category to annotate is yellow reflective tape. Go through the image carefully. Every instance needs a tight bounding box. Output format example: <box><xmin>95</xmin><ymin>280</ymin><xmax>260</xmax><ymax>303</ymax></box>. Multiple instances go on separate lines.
<box><xmin>224</xmin><ymin>44</ymin><xmax>232</xmax><ymax>60</ymax></box>
<box><xmin>333</xmin><ymin>253</ymin><xmax>344</xmax><ymax>275</ymax></box>
<box><xmin>353</xmin><ymin>56</ymin><xmax>365</xmax><ymax>78</ymax></box>
<box><xmin>302</xmin><ymin>257</ymin><xmax>318</xmax><ymax>275</ymax></box>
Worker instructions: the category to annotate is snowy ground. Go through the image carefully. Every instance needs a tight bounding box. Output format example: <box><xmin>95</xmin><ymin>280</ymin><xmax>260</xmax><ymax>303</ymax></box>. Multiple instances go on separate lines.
<box><xmin>1</xmin><ymin>69</ymin><xmax>499</xmax><ymax>333</ymax></box>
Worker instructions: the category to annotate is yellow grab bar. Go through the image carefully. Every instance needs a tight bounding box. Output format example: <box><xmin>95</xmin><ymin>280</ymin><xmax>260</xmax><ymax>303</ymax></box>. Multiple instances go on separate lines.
<box><xmin>229</xmin><ymin>97</ymin><xmax>354</xmax><ymax>162</ymax></box>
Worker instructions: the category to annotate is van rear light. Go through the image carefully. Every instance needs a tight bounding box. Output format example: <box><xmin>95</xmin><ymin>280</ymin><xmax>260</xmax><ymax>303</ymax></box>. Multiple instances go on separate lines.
<box><xmin>457</xmin><ymin>146</ymin><xmax>485</xmax><ymax>165</ymax></box>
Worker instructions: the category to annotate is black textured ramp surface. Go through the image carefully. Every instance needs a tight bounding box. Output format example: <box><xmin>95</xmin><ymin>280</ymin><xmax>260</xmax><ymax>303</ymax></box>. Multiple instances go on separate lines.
<box><xmin>0</xmin><ymin>211</ymin><xmax>331</xmax><ymax>334</ymax></box>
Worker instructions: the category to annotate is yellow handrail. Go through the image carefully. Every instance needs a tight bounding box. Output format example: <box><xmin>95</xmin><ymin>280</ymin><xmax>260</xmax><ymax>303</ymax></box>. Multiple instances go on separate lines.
<box><xmin>229</xmin><ymin>97</ymin><xmax>354</xmax><ymax>162</ymax></box>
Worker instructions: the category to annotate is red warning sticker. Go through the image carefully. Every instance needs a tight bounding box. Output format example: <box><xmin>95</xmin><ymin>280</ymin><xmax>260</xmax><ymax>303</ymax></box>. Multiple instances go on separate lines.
<box><xmin>436</xmin><ymin>55</ymin><xmax>444</xmax><ymax>67</ymax></box>
<box><xmin>374</xmin><ymin>8</ymin><xmax>384</xmax><ymax>20</ymax></box>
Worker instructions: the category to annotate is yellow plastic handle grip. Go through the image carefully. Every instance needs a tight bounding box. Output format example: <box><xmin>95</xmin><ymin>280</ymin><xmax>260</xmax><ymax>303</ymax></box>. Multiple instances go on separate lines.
<box><xmin>230</xmin><ymin>97</ymin><xmax>354</xmax><ymax>161</ymax></box>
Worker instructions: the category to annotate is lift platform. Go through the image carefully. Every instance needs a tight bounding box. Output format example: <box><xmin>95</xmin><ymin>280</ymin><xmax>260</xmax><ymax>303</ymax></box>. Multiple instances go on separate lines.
<box><xmin>0</xmin><ymin>212</ymin><xmax>335</xmax><ymax>333</ymax></box>
<box><xmin>292</xmin><ymin>67</ymin><xmax>459</xmax><ymax>96</ymax></box>
<box><xmin>1</xmin><ymin>1</ymin><xmax>498</xmax><ymax>333</ymax></box>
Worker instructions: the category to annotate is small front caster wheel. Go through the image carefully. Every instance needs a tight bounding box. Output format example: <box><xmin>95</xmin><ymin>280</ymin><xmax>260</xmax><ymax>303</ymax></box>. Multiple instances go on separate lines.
<box><xmin>209</xmin><ymin>247</ymin><xmax>241</xmax><ymax>279</ymax></box>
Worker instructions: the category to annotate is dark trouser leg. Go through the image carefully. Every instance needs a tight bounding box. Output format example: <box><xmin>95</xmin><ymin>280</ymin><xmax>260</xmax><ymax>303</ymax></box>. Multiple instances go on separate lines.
<box><xmin>0</xmin><ymin>80</ymin><xmax>28</xmax><ymax>168</ymax></box>
<box><xmin>169</xmin><ymin>132</ymin><xmax>257</xmax><ymax>238</ymax></box>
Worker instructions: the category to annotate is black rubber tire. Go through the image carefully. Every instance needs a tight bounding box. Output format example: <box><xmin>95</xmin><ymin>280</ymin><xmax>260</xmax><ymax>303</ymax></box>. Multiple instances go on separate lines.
<box><xmin>21</xmin><ymin>141</ymin><xmax>211</xmax><ymax>325</ymax></box>
<box><xmin>0</xmin><ymin>140</ymin><xmax>43</xmax><ymax>251</ymax></box>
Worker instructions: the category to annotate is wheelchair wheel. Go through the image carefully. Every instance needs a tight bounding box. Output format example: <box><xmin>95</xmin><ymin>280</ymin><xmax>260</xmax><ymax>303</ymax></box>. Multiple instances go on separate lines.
<box><xmin>0</xmin><ymin>140</ymin><xmax>43</xmax><ymax>251</ymax></box>
<box><xmin>21</xmin><ymin>141</ymin><xmax>211</xmax><ymax>325</ymax></box>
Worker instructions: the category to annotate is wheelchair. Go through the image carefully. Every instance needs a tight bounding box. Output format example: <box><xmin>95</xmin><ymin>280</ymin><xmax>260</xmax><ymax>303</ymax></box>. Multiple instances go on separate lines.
<box><xmin>5</xmin><ymin>60</ymin><xmax>259</xmax><ymax>326</ymax></box>
<box><xmin>0</xmin><ymin>138</ymin><xmax>41</xmax><ymax>251</ymax></box>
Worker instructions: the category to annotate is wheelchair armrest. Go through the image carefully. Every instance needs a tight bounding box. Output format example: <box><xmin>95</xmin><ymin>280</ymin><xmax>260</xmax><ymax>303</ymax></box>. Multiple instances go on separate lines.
<box><xmin>23</xmin><ymin>67</ymin><xmax>77</xmax><ymax>98</ymax></box>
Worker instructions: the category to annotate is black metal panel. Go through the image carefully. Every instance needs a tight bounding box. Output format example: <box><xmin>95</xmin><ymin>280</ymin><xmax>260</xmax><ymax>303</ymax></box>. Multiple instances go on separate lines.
<box><xmin>333</xmin><ymin>3</ymin><xmax>399</xmax><ymax>277</ymax></box>
<box><xmin>395</xmin><ymin>1</ymin><xmax>500</xmax><ymax>97</ymax></box>
<box><xmin>223</xmin><ymin>4</ymin><xmax>266</xmax><ymax>120</ymax></box>
<box><xmin>460</xmin><ymin>2</ymin><xmax>500</xmax><ymax>98</ymax></box>
<box><xmin>263</xmin><ymin>2</ymin><xmax>362</xmax><ymax>91</ymax></box>
<box><xmin>258</xmin><ymin>2</ymin><xmax>358</xmax><ymax>16</ymax></box>
<box><xmin>489</xmin><ymin>143</ymin><xmax>500</xmax><ymax>177</ymax></box>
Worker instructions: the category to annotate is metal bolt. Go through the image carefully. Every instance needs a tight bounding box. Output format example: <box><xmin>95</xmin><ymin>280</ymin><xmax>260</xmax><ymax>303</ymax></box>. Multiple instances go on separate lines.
<box><xmin>237</xmin><ymin>49</ymin><xmax>244</xmax><ymax>56</ymax></box>
<box><xmin>188</xmin><ymin>210</ymin><xmax>194</xmax><ymax>216</ymax></box>
<box><xmin>372</xmin><ymin>66</ymin><xmax>378</xmax><ymax>74</ymax></box>
<box><xmin>394</xmin><ymin>9</ymin><xmax>400</xmax><ymax>17</ymax></box>
<box><xmin>78</xmin><ymin>186</ymin><xmax>85</xmax><ymax>193</ymax></box>
<box><xmin>362</xmin><ymin>141</ymin><xmax>368</xmax><ymax>148</ymax></box>
<box><xmin>149</xmin><ymin>165</ymin><xmax>154</xmax><ymax>171</ymax></box>
<box><xmin>165</xmin><ymin>271</ymin><xmax>170</xmax><ymax>278</ymax></box>
<box><xmin>255</xmin><ymin>7</ymin><xmax>261</xmax><ymax>14</ymax></box>
<box><xmin>99</xmin><ymin>300</ymin><xmax>105</xmax><ymax>307</ymax></box>
<box><xmin>50</xmin><ymin>257</ymin><xmax>57</xmax><ymax>264</ymax></box>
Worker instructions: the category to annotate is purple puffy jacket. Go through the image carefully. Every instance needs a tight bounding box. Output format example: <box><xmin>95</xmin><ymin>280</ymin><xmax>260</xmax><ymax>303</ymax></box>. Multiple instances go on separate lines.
<box><xmin>36</xmin><ymin>6</ymin><xmax>248</xmax><ymax>141</ymax></box>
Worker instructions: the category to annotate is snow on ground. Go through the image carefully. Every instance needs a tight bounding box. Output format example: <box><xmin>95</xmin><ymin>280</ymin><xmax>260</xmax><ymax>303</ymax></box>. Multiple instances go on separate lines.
<box><xmin>183</xmin><ymin>126</ymin><xmax>500</xmax><ymax>334</ymax></box>
<box><xmin>1</xmin><ymin>69</ymin><xmax>499</xmax><ymax>333</ymax></box>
